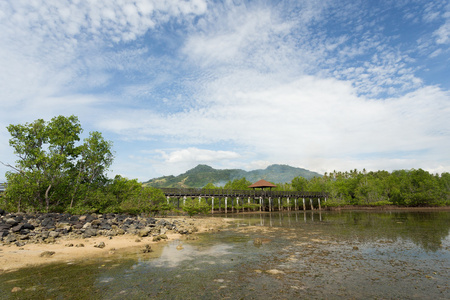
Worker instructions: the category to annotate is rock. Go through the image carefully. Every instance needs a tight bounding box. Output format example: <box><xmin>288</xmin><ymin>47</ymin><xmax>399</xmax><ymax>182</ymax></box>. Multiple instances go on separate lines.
<box><xmin>138</xmin><ymin>227</ymin><xmax>152</xmax><ymax>237</ymax></box>
<box><xmin>40</xmin><ymin>251</ymin><xmax>55</xmax><ymax>257</ymax></box>
<box><xmin>48</xmin><ymin>231</ymin><xmax>59</xmax><ymax>238</ymax></box>
<box><xmin>352</xmin><ymin>246</ymin><xmax>359</xmax><ymax>250</ymax></box>
<box><xmin>82</xmin><ymin>222</ymin><xmax>92</xmax><ymax>229</ymax></box>
<box><xmin>41</xmin><ymin>217</ymin><xmax>55</xmax><ymax>228</ymax></box>
<box><xmin>105</xmin><ymin>229</ymin><xmax>118</xmax><ymax>237</ymax></box>
<box><xmin>266</xmin><ymin>269</ymin><xmax>285</xmax><ymax>275</ymax></box>
<box><xmin>11</xmin><ymin>287</ymin><xmax>22</xmax><ymax>293</ymax></box>
<box><xmin>141</xmin><ymin>244</ymin><xmax>152</xmax><ymax>253</ymax></box>
<box><xmin>73</xmin><ymin>223</ymin><xmax>84</xmax><ymax>230</ymax></box>
<box><xmin>5</xmin><ymin>218</ymin><xmax>18</xmax><ymax>226</ymax></box>
<box><xmin>94</xmin><ymin>241</ymin><xmax>106</xmax><ymax>248</ymax></box>
<box><xmin>152</xmin><ymin>234</ymin><xmax>168</xmax><ymax>242</ymax></box>
<box><xmin>99</xmin><ymin>222</ymin><xmax>111</xmax><ymax>230</ymax></box>
<box><xmin>0</xmin><ymin>223</ymin><xmax>11</xmax><ymax>234</ymax></box>
<box><xmin>11</xmin><ymin>224</ymin><xmax>23</xmax><ymax>232</ymax></box>
<box><xmin>15</xmin><ymin>241</ymin><xmax>26</xmax><ymax>247</ymax></box>
<box><xmin>22</xmin><ymin>223</ymin><xmax>35</xmax><ymax>230</ymax></box>
<box><xmin>0</xmin><ymin>209</ymin><xmax>5</xmax><ymax>216</ymax></box>
<box><xmin>4</xmin><ymin>234</ymin><xmax>17</xmax><ymax>243</ymax></box>
<box><xmin>45</xmin><ymin>237</ymin><xmax>56</xmax><ymax>243</ymax></box>
<box><xmin>75</xmin><ymin>243</ymin><xmax>84</xmax><ymax>247</ymax></box>
<box><xmin>40</xmin><ymin>231</ymin><xmax>50</xmax><ymax>239</ymax></box>
<box><xmin>83</xmin><ymin>228</ymin><xmax>97</xmax><ymax>238</ymax></box>
<box><xmin>91</xmin><ymin>219</ymin><xmax>101</xmax><ymax>226</ymax></box>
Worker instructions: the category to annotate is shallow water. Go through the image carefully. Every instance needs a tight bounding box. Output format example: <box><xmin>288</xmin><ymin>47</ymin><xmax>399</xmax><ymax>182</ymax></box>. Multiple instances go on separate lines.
<box><xmin>1</xmin><ymin>210</ymin><xmax>449</xmax><ymax>299</ymax></box>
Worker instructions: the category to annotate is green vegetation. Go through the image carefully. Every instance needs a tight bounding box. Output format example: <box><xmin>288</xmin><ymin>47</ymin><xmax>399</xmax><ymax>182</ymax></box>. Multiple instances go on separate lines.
<box><xmin>1</xmin><ymin>116</ymin><xmax>165</xmax><ymax>214</ymax></box>
<box><xmin>291</xmin><ymin>169</ymin><xmax>450</xmax><ymax>207</ymax></box>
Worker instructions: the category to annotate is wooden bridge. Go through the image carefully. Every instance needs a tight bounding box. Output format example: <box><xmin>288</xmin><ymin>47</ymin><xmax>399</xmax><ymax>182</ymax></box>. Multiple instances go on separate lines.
<box><xmin>160</xmin><ymin>188</ymin><xmax>328</xmax><ymax>213</ymax></box>
<box><xmin>0</xmin><ymin>183</ymin><xmax>328</xmax><ymax>212</ymax></box>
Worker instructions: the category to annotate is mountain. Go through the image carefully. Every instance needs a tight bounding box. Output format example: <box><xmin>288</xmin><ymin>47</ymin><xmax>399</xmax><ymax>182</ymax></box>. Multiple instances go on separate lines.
<box><xmin>143</xmin><ymin>164</ymin><xmax>322</xmax><ymax>188</ymax></box>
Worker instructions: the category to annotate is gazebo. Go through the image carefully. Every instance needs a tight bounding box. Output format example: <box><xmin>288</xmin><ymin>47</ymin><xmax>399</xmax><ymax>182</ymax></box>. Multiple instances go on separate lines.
<box><xmin>248</xmin><ymin>179</ymin><xmax>277</xmax><ymax>191</ymax></box>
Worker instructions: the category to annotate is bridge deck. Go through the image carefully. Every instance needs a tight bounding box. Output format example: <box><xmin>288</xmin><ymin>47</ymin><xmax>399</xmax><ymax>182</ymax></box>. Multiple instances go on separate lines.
<box><xmin>160</xmin><ymin>188</ymin><xmax>327</xmax><ymax>198</ymax></box>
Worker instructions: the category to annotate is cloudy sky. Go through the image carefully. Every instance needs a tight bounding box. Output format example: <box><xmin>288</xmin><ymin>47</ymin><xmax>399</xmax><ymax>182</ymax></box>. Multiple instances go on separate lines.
<box><xmin>1</xmin><ymin>0</ymin><xmax>449</xmax><ymax>182</ymax></box>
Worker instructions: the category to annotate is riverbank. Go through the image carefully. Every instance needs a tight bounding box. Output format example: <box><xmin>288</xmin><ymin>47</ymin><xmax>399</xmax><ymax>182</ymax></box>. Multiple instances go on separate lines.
<box><xmin>0</xmin><ymin>214</ymin><xmax>232</xmax><ymax>272</ymax></box>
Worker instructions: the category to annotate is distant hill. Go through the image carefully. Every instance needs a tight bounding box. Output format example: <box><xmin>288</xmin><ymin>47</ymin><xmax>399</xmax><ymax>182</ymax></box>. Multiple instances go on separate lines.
<box><xmin>143</xmin><ymin>164</ymin><xmax>322</xmax><ymax>188</ymax></box>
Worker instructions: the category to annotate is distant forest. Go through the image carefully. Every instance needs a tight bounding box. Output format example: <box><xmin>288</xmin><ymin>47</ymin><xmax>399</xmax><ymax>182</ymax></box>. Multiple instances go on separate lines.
<box><xmin>205</xmin><ymin>168</ymin><xmax>450</xmax><ymax>207</ymax></box>
<box><xmin>284</xmin><ymin>169</ymin><xmax>449</xmax><ymax>207</ymax></box>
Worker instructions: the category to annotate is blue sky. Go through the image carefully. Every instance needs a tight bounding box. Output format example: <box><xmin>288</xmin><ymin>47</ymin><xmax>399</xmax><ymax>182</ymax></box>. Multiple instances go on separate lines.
<box><xmin>0</xmin><ymin>0</ymin><xmax>449</xmax><ymax>182</ymax></box>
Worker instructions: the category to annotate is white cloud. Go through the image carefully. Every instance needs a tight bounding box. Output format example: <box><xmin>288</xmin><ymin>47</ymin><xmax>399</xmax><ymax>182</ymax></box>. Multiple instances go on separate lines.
<box><xmin>434</xmin><ymin>20</ymin><xmax>450</xmax><ymax>44</ymax></box>
<box><xmin>156</xmin><ymin>148</ymin><xmax>240</xmax><ymax>163</ymax></box>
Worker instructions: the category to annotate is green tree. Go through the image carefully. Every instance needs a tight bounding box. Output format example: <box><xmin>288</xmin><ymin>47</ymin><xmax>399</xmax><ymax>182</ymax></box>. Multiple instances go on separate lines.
<box><xmin>3</xmin><ymin>115</ymin><xmax>113</xmax><ymax>212</ymax></box>
<box><xmin>202</xmin><ymin>182</ymin><xmax>218</xmax><ymax>190</ymax></box>
<box><xmin>291</xmin><ymin>176</ymin><xmax>309</xmax><ymax>192</ymax></box>
<box><xmin>224</xmin><ymin>177</ymin><xmax>253</xmax><ymax>190</ymax></box>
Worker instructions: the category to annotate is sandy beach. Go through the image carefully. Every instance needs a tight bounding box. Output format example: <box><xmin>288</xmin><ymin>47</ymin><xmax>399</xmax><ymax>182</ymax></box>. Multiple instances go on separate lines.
<box><xmin>0</xmin><ymin>217</ymin><xmax>233</xmax><ymax>273</ymax></box>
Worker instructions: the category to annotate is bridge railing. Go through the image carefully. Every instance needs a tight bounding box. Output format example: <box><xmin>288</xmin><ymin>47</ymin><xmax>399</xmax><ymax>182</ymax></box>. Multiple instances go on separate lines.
<box><xmin>159</xmin><ymin>188</ymin><xmax>327</xmax><ymax>198</ymax></box>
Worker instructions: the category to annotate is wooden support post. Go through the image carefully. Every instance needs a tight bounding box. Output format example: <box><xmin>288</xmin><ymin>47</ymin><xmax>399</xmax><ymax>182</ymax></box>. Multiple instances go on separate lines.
<box><xmin>302</xmin><ymin>198</ymin><xmax>306</xmax><ymax>211</ymax></box>
<box><xmin>248</xmin><ymin>197</ymin><xmax>251</xmax><ymax>212</ymax></box>
<box><xmin>259</xmin><ymin>197</ymin><xmax>262</xmax><ymax>211</ymax></box>
<box><xmin>269</xmin><ymin>197</ymin><xmax>272</xmax><ymax>212</ymax></box>
<box><xmin>225</xmin><ymin>197</ymin><xmax>228</xmax><ymax>214</ymax></box>
<box><xmin>166</xmin><ymin>196</ymin><xmax>170</xmax><ymax>204</ymax></box>
<box><xmin>211</xmin><ymin>197</ymin><xmax>214</xmax><ymax>214</ymax></box>
<box><xmin>198</xmin><ymin>196</ymin><xmax>201</xmax><ymax>204</ymax></box>
<box><xmin>287</xmin><ymin>197</ymin><xmax>290</xmax><ymax>211</ymax></box>
<box><xmin>183</xmin><ymin>196</ymin><xmax>186</xmax><ymax>207</ymax></box>
<box><xmin>318</xmin><ymin>198</ymin><xmax>321</xmax><ymax>210</ymax></box>
<box><xmin>278</xmin><ymin>197</ymin><xmax>281</xmax><ymax>211</ymax></box>
<box><xmin>236</xmin><ymin>197</ymin><xmax>240</xmax><ymax>213</ymax></box>
<box><xmin>310</xmin><ymin>198</ymin><xmax>314</xmax><ymax>210</ymax></box>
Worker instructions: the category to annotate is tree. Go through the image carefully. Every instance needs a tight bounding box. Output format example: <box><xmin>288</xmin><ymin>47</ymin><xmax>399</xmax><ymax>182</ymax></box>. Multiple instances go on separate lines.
<box><xmin>3</xmin><ymin>115</ymin><xmax>113</xmax><ymax>212</ymax></box>
<box><xmin>224</xmin><ymin>177</ymin><xmax>253</xmax><ymax>190</ymax></box>
<box><xmin>202</xmin><ymin>182</ymin><xmax>218</xmax><ymax>190</ymax></box>
<box><xmin>291</xmin><ymin>176</ymin><xmax>309</xmax><ymax>192</ymax></box>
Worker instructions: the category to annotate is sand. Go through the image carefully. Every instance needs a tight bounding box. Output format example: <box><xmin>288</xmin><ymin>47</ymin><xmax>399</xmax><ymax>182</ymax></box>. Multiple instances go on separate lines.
<box><xmin>0</xmin><ymin>216</ymin><xmax>233</xmax><ymax>273</ymax></box>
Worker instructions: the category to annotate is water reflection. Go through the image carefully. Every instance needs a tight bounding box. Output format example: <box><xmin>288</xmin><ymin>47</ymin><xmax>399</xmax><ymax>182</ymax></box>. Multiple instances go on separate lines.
<box><xmin>229</xmin><ymin>210</ymin><xmax>450</xmax><ymax>251</ymax></box>
<box><xmin>144</xmin><ymin>243</ymin><xmax>234</xmax><ymax>268</ymax></box>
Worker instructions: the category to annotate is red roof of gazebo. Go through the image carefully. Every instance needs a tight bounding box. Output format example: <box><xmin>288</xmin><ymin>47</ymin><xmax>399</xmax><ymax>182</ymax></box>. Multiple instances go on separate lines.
<box><xmin>248</xmin><ymin>179</ymin><xmax>277</xmax><ymax>189</ymax></box>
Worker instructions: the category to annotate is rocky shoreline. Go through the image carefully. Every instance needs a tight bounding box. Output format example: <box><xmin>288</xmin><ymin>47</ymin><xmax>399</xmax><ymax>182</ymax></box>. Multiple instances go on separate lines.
<box><xmin>0</xmin><ymin>209</ymin><xmax>201</xmax><ymax>247</ymax></box>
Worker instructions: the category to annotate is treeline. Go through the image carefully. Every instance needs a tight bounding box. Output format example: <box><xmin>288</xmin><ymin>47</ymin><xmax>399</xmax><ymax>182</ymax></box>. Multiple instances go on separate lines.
<box><xmin>204</xmin><ymin>169</ymin><xmax>450</xmax><ymax>207</ymax></box>
<box><xmin>304</xmin><ymin>169</ymin><xmax>450</xmax><ymax>207</ymax></box>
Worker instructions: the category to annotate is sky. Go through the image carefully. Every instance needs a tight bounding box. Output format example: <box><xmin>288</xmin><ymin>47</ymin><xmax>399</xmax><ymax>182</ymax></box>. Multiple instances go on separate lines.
<box><xmin>0</xmin><ymin>0</ymin><xmax>449</xmax><ymax>182</ymax></box>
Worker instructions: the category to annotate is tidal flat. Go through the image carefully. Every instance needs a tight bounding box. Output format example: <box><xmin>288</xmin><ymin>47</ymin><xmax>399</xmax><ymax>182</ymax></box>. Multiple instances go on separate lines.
<box><xmin>1</xmin><ymin>210</ymin><xmax>449</xmax><ymax>299</ymax></box>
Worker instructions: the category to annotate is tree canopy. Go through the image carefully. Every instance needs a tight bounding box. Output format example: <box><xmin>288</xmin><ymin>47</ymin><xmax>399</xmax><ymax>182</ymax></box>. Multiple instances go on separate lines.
<box><xmin>290</xmin><ymin>169</ymin><xmax>450</xmax><ymax>207</ymax></box>
<box><xmin>3</xmin><ymin>115</ymin><xmax>114</xmax><ymax>212</ymax></box>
